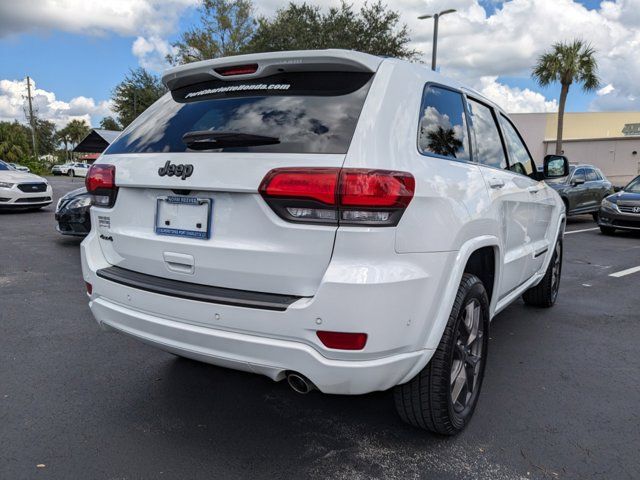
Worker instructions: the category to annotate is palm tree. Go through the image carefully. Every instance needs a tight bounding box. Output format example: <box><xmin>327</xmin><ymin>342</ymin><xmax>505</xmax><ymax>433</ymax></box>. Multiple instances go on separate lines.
<box><xmin>532</xmin><ymin>39</ymin><xmax>600</xmax><ymax>155</ymax></box>
<box><xmin>56</xmin><ymin>129</ymin><xmax>71</xmax><ymax>161</ymax></box>
<box><xmin>427</xmin><ymin>126</ymin><xmax>463</xmax><ymax>158</ymax></box>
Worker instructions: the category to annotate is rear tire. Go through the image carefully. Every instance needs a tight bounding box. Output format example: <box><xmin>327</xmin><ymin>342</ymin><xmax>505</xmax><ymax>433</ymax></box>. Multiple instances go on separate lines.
<box><xmin>522</xmin><ymin>238</ymin><xmax>562</xmax><ymax>308</ymax></box>
<box><xmin>600</xmin><ymin>226</ymin><xmax>616</xmax><ymax>235</ymax></box>
<box><xmin>394</xmin><ymin>273</ymin><xmax>489</xmax><ymax>435</ymax></box>
<box><xmin>592</xmin><ymin>212</ymin><xmax>599</xmax><ymax>222</ymax></box>
<box><xmin>68</xmin><ymin>170</ymin><xmax>74</xmax><ymax>177</ymax></box>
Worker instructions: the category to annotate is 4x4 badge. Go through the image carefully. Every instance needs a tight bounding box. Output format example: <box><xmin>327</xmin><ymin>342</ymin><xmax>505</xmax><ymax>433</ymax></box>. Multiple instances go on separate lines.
<box><xmin>158</xmin><ymin>160</ymin><xmax>194</xmax><ymax>180</ymax></box>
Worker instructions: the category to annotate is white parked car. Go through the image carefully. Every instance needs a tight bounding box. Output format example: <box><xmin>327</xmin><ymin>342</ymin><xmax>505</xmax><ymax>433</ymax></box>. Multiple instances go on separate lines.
<box><xmin>51</xmin><ymin>163</ymin><xmax>74</xmax><ymax>175</ymax></box>
<box><xmin>68</xmin><ymin>162</ymin><xmax>90</xmax><ymax>177</ymax></box>
<box><xmin>81</xmin><ymin>50</ymin><xmax>567</xmax><ymax>434</ymax></box>
<box><xmin>0</xmin><ymin>160</ymin><xmax>53</xmax><ymax>209</ymax></box>
<box><xmin>52</xmin><ymin>162</ymin><xmax>90</xmax><ymax>177</ymax></box>
<box><xmin>8</xmin><ymin>162</ymin><xmax>30</xmax><ymax>172</ymax></box>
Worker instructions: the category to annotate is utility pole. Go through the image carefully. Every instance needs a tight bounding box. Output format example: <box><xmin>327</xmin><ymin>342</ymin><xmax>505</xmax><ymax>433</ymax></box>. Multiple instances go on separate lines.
<box><xmin>418</xmin><ymin>9</ymin><xmax>457</xmax><ymax>71</ymax></box>
<box><xmin>25</xmin><ymin>76</ymin><xmax>38</xmax><ymax>163</ymax></box>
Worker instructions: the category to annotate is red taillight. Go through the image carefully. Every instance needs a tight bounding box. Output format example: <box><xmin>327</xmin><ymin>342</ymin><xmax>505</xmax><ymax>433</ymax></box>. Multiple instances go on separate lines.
<box><xmin>85</xmin><ymin>282</ymin><xmax>93</xmax><ymax>295</ymax></box>
<box><xmin>215</xmin><ymin>64</ymin><xmax>259</xmax><ymax>76</ymax></box>
<box><xmin>259</xmin><ymin>168</ymin><xmax>338</xmax><ymax>205</ymax></box>
<box><xmin>86</xmin><ymin>164</ymin><xmax>118</xmax><ymax>207</ymax></box>
<box><xmin>339</xmin><ymin>170</ymin><xmax>415</xmax><ymax>208</ymax></box>
<box><xmin>317</xmin><ymin>331</ymin><xmax>368</xmax><ymax>350</ymax></box>
<box><xmin>259</xmin><ymin>168</ymin><xmax>414</xmax><ymax>226</ymax></box>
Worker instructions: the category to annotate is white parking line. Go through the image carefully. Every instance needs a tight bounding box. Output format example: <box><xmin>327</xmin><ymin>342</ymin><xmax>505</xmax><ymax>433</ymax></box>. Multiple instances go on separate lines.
<box><xmin>565</xmin><ymin>227</ymin><xmax>600</xmax><ymax>235</ymax></box>
<box><xmin>609</xmin><ymin>266</ymin><xmax>640</xmax><ymax>278</ymax></box>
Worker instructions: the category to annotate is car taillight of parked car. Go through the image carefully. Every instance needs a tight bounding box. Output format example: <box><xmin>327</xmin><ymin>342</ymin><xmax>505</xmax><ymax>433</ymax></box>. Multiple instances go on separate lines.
<box><xmin>86</xmin><ymin>164</ymin><xmax>118</xmax><ymax>208</ymax></box>
<box><xmin>259</xmin><ymin>168</ymin><xmax>415</xmax><ymax>226</ymax></box>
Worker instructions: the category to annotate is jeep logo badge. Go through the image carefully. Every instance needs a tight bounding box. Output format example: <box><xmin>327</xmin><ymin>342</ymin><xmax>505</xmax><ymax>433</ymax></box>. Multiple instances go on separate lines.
<box><xmin>158</xmin><ymin>161</ymin><xmax>194</xmax><ymax>180</ymax></box>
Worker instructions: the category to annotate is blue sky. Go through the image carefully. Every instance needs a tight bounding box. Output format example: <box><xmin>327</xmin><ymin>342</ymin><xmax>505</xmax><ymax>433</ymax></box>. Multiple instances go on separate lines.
<box><xmin>0</xmin><ymin>0</ymin><xmax>638</xmax><ymax>127</ymax></box>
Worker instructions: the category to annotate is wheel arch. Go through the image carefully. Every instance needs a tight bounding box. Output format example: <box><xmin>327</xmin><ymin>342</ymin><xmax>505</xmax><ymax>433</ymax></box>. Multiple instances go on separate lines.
<box><xmin>399</xmin><ymin>236</ymin><xmax>501</xmax><ymax>385</ymax></box>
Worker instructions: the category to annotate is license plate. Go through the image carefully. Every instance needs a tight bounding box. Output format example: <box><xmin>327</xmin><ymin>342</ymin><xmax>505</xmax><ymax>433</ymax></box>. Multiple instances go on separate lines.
<box><xmin>155</xmin><ymin>196</ymin><xmax>212</xmax><ymax>239</ymax></box>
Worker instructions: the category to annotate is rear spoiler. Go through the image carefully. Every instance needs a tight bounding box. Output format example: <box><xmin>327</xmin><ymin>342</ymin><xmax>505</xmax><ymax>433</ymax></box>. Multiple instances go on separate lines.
<box><xmin>162</xmin><ymin>49</ymin><xmax>383</xmax><ymax>91</ymax></box>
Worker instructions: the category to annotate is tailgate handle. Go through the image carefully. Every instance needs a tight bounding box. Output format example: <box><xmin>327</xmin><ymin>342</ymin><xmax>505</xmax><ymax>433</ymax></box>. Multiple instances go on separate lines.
<box><xmin>163</xmin><ymin>252</ymin><xmax>195</xmax><ymax>275</ymax></box>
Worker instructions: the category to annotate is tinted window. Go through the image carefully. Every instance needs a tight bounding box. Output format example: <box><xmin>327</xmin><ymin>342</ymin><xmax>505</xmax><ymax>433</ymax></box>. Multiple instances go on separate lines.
<box><xmin>467</xmin><ymin>99</ymin><xmax>507</xmax><ymax>169</ymax></box>
<box><xmin>0</xmin><ymin>161</ymin><xmax>10</xmax><ymax>171</ymax></box>
<box><xmin>498</xmin><ymin>115</ymin><xmax>534</xmax><ymax>176</ymax></box>
<box><xmin>106</xmin><ymin>72</ymin><xmax>373</xmax><ymax>155</ymax></box>
<box><xmin>585</xmin><ymin>168</ymin><xmax>598</xmax><ymax>181</ymax></box>
<box><xmin>573</xmin><ymin>168</ymin><xmax>586</xmax><ymax>182</ymax></box>
<box><xmin>418</xmin><ymin>86</ymin><xmax>469</xmax><ymax>161</ymax></box>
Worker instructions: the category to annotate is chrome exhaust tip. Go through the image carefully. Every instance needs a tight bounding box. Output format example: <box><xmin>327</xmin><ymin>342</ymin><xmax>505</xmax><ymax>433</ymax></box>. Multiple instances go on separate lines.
<box><xmin>286</xmin><ymin>372</ymin><xmax>315</xmax><ymax>394</ymax></box>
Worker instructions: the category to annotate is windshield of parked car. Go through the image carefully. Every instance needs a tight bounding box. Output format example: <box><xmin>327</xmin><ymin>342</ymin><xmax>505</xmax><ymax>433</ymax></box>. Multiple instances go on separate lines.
<box><xmin>624</xmin><ymin>176</ymin><xmax>640</xmax><ymax>193</ymax></box>
<box><xmin>0</xmin><ymin>161</ymin><xmax>11</xmax><ymax>171</ymax></box>
<box><xmin>105</xmin><ymin>72</ymin><xmax>373</xmax><ymax>155</ymax></box>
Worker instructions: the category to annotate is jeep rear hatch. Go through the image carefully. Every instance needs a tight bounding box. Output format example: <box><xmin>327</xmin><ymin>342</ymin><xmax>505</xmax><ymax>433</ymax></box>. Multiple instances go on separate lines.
<box><xmin>93</xmin><ymin>51</ymin><xmax>380</xmax><ymax>297</ymax></box>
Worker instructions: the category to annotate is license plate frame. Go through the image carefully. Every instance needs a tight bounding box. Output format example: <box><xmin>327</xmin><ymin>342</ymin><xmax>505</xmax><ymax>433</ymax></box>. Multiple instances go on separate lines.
<box><xmin>154</xmin><ymin>195</ymin><xmax>213</xmax><ymax>240</ymax></box>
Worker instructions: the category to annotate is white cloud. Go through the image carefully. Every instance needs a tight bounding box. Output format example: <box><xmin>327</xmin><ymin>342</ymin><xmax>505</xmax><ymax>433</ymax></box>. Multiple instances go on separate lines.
<box><xmin>2</xmin><ymin>0</ymin><xmax>640</xmax><ymax>112</ymax></box>
<box><xmin>0</xmin><ymin>0</ymin><xmax>197</xmax><ymax>38</ymax></box>
<box><xmin>405</xmin><ymin>0</ymin><xmax>640</xmax><ymax>112</ymax></box>
<box><xmin>132</xmin><ymin>36</ymin><xmax>179</xmax><ymax>71</ymax></box>
<box><xmin>0</xmin><ymin>0</ymin><xmax>197</xmax><ymax>73</ymax></box>
<box><xmin>597</xmin><ymin>84</ymin><xmax>615</xmax><ymax>96</ymax></box>
<box><xmin>478</xmin><ymin>76</ymin><xmax>558</xmax><ymax>113</ymax></box>
<box><xmin>0</xmin><ymin>78</ymin><xmax>114</xmax><ymax>128</ymax></box>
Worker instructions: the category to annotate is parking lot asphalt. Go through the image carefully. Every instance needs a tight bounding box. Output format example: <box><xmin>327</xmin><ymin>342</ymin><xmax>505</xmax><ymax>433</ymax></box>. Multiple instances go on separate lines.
<box><xmin>1</xmin><ymin>176</ymin><xmax>639</xmax><ymax>480</ymax></box>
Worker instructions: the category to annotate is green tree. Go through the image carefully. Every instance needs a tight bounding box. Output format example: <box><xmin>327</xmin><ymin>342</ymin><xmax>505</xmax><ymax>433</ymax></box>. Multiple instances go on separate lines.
<box><xmin>532</xmin><ymin>39</ymin><xmax>600</xmax><ymax>155</ymax></box>
<box><xmin>246</xmin><ymin>1</ymin><xmax>419</xmax><ymax>60</ymax></box>
<box><xmin>111</xmin><ymin>68</ymin><xmax>166</xmax><ymax>128</ymax></box>
<box><xmin>35</xmin><ymin>119</ymin><xmax>57</xmax><ymax>156</ymax></box>
<box><xmin>168</xmin><ymin>0</ymin><xmax>255</xmax><ymax>65</ymax></box>
<box><xmin>55</xmin><ymin>128</ymin><xmax>72</xmax><ymax>161</ymax></box>
<box><xmin>0</xmin><ymin>121</ymin><xmax>31</xmax><ymax>163</ymax></box>
<box><xmin>99</xmin><ymin>116</ymin><xmax>121</xmax><ymax>131</ymax></box>
<box><xmin>66</xmin><ymin>119</ymin><xmax>91</xmax><ymax>148</ymax></box>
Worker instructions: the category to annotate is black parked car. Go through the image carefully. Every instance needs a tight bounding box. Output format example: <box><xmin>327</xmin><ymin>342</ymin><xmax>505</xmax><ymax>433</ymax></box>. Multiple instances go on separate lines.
<box><xmin>55</xmin><ymin>187</ymin><xmax>91</xmax><ymax>236</ymax></box>
<box><xmin>598</xmin><ymin>174</ymin><xmax>640</xmax><ymax>234</ymax></box>
<box><xmin>545</xmin><ymin>164</ymin><xmax>614</xmax><ymax>220</ymax></box>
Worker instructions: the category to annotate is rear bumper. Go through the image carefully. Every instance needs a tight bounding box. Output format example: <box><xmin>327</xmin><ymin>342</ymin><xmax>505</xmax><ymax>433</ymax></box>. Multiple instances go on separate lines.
<box><xmin>81</xmin><ymin>228</ymin><xmax>452</xmax><ymax>395</ymax></box>
<box><xmin>90</xmin><ymin>296</ymin><xmax>426</xmax><ymax>394</ymax></box>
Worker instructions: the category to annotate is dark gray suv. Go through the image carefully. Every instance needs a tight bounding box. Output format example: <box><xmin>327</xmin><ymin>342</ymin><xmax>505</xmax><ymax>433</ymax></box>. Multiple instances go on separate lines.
<box><xmin>546</xmin><ymin>164</ymin><xmax>613</xmax><ymax>220</ymax></box>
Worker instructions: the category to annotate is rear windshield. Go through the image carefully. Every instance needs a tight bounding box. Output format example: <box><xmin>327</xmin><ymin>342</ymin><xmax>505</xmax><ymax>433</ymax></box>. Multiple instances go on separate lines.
<box><xmin>106</xmin><ymin>72</ymin><xmax>373</xmax><ymax>155</ymax></box>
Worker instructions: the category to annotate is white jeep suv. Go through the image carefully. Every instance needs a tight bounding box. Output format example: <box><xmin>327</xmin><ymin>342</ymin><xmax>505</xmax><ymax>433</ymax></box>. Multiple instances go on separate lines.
<box><xmin>81</xmin><ymin>50</ymin><xmax>567</xmax><ymax>434</ymax></box>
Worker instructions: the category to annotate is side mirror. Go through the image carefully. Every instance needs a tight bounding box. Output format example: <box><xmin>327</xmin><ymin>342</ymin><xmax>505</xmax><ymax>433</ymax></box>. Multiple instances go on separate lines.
<box><xmin>543</xmin><ymin>155</ymin><xmax>570</xmax><ymax>178</ymax></box>
<box><xmin>571</xmin><ymin>177</ymin><xmax>585</xmax><ymax>186</ymax></box>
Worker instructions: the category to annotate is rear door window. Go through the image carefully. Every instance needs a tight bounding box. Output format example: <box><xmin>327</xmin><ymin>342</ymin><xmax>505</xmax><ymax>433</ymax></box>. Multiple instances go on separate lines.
<box><xmin>498</xmin><ymin>114</ymin><xmax>534</xmax><ymax>176</ymax></box>
<box><xmin>467</xmin><ymin>98</ymin><xmax>507</xmax><ymax>169</ymax></box>
<box><xmin>418</xmin><ymin>85</ymin><xmax>470</xmax><ymax>161</ymax></box>
<box><xmin>585</xmin><ymin>168</ymin><xmax>598</xmax><ymax>181</ymax></box>
<box><xmin>105</xmin><ymin>72</ymin><xmax>373</xmax><ymax>155</ymax></box>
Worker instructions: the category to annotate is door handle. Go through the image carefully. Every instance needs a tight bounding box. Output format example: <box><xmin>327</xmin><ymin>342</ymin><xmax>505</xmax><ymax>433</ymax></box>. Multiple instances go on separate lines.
<box><xmin>527</xmin><ymin>186</ymin><xmax>542</xmax><ymax>194</ymax></box>
<box><xmin>488</xmin><ymin>178</ymin><xmax>505</xmax><ymax>189</ymax></box>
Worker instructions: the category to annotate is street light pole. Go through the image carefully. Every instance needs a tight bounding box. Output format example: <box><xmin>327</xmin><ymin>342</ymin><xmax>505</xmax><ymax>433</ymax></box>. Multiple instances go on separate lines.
<box><xmin>418</xmin><ymin>9</ymin><xmax>457</xmax><ymax>71</ymax></box>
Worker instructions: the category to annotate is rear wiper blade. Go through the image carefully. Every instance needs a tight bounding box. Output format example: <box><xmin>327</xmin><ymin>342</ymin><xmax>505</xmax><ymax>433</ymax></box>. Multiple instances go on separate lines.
<box><xmin>182</xmin><ymin>131</ymin><xmax>280</xmax><ymax>150</ymax></box>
